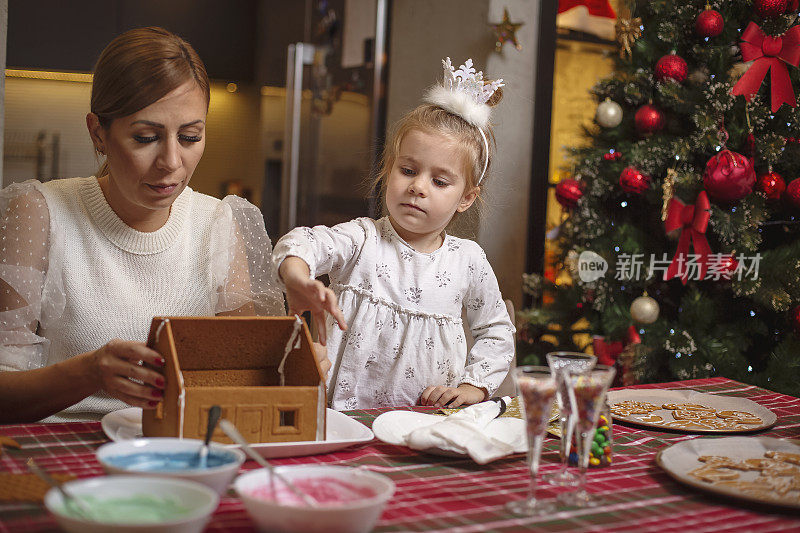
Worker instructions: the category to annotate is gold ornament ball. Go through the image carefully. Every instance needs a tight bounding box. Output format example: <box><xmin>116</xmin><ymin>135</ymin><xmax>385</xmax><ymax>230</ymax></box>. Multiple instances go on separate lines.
<box><xmin>630</xmin><ymin>295</ymin><xmax>660</xmax><ymax>324</ymax></box>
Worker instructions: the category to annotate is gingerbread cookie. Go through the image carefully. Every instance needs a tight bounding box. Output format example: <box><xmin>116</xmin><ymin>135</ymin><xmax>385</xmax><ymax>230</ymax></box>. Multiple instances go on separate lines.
<box><xmin>765</xmin><ymin>451</ymin><xmax>800</xmax><ymax>465</ymax></box>
<box><xmin>673</xmin><ymin>409</ymin><xmax>717</xmax><ymax>421</ymax></box>
<box><xmin>610</xmin><ymin>400</ymin><xmax>659</xmax><ymax>416</ymax></box>
<box><xmin>716</xmin><ymin>410</ymin><xmax>762</xmax><ymax>425</ymax></box>
<box><xmin>688</xmin><ymin>450</ymin><xmax>800</xmax><ymax>506</ymax></box>
<box><xmin>688</xmin><ymin>466</ymin><xmax>740</xmax><ymax>482</ymax></box>
<box><xmin>662</xmin><ymin>403</ymin><xmax>715</xmax><ymax>412</ymax></box>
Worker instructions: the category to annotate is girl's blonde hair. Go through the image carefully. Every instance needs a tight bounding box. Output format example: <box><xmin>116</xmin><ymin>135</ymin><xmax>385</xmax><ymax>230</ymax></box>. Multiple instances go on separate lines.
<box><xmin>371</xmin><ymin>89</ymin><xmax>502</xmax><ymax>229</ymax></box>
<box><xmin>90</xmin><ymin>26</ymin><xmax>210</xmax><ymax>177</ymax></box>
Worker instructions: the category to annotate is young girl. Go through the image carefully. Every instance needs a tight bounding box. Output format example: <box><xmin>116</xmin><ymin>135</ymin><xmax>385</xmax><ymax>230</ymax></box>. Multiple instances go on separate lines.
<box><xmin>274</xmin><ymin>58</ymin><xmax>514</xmax><ymax>410</ymax></box>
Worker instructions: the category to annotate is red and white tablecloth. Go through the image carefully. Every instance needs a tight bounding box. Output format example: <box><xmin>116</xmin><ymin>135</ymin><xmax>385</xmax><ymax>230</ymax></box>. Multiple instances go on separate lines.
<box><xmin>1</xmin><ymin>377</ymin><xmax>799</xmax><ymax>532</ymax></box>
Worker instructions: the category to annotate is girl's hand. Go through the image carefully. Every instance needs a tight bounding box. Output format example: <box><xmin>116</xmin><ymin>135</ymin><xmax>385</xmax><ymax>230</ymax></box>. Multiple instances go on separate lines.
<box><xmin>418</xmin><ymin>383</ymin><xmax>487</xmax><ymax>408</ymax></box>
<box><xmin>91</xmin><ymin>339</ymin><xmax>166</xmax><ymax>409</ymax></box>
<box><xmin>279</xmin><ymin>256</ymin><xmax>347</xmax><ymax>345</ymax></box>
<box><xmin>312</xmin><ymin>342</ymin><xmax>332</xmax><ymax>377</ymax></box>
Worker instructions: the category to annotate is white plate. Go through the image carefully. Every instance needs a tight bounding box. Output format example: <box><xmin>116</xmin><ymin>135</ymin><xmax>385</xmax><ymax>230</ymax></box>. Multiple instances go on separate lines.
<box><xmin>101</xmin><ymin>408</ymin><xmax>374</xmax><ymax>459</ymax></box>
<box><xmin>607</xmin><ymin>388</ymin><xmax>777</xmax><ymax>433</ymax></box>
<box><xmin>656</xmin><ymin>436</ymin><xmax>800</xmax><ymax>510</ymax></box>
<box><xmin>371</xmin><ymin>410</ymin><xmax>527</xmax><ymax>457</ymax></box>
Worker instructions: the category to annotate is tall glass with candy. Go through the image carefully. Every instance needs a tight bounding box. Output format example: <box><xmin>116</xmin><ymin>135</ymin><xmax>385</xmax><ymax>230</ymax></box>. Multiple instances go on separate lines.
<box><xmin>559</xmin><ymin>364</ymin><xmax>616</xmax><ymax>507</ymax></box>
<box><xmin>543</xmin><ymin>352</ymin><xmax>596</xmax><ymax>486</ymax></box>
<box><xmin>506</xmin><ymin>366</ymin><xmax>557</xmax><ymax>516</ymax></box>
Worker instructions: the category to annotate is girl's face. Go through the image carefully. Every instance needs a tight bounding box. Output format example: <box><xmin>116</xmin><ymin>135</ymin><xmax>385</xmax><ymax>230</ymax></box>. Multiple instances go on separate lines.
<box><xmin>88</xmin><ymin>80</ymin><xmax>207</xmax><ymax>230</ymax></box>
<box><xmin>385</xmin><ymin>128</ymin><xmax>478</xmax><ymax>244</ymax></box>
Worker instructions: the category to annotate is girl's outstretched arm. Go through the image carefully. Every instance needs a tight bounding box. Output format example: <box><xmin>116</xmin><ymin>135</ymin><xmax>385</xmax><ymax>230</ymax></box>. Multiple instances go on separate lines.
<box><xmin>278</xmin><ymin>256</ymin><xmax>347</xmax><ymax>345</ymax></box>
<box><xmin>273</xmin><ymin>220</ymin><xmax>372</xmax><ymax>343</ymax></box>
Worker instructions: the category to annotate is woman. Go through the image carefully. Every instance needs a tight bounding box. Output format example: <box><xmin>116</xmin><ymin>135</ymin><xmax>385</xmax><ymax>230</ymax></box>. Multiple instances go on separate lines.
<box><xmin>0</xmin><ymin>27</ymin><xmax>322</xmax><ymax>423</ymax></box>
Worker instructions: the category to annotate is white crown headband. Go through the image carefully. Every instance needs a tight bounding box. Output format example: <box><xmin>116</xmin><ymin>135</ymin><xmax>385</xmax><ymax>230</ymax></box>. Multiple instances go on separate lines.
<box><xmin>423</xmin><ymin>58</ymin><xmax>504</xmax><ymax>184</ymax></box>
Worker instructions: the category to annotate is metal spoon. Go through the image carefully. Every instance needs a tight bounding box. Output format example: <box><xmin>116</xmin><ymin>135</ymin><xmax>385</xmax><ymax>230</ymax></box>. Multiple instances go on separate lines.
<box><xmin>218</xmin><ymin>419</ymin><xmax>318</xmax><ymax>506</ymax></box>
<box><xmin>197</xmin><ymin>405</ymin><xmax>221</xmax><ymax>468</ymax></box>
<box><xmin>26</xmin><ymin>458</ymin><xmax>94</xmax><ymax>520</ymax></box>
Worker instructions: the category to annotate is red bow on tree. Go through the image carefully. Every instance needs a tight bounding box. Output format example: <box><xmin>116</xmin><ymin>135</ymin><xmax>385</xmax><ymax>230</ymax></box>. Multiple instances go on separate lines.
<box><xmin>664</xmin><ymin>191</ymin><xmax>712</xmax><ymax>284</ymax></box>
<box><xmin>557</xmin><ymin>0</ymin><xmax>616</xmax><ymax>17</ymax></box>
<box><xmin>731</xmin><ymin>22</ymin><xmax>800</xmax><ymax>113</ymax></box>
<box><xmin>592</xmin><ymin>326</ymin><xmax>641</xmax><ymax>367</ymax></box>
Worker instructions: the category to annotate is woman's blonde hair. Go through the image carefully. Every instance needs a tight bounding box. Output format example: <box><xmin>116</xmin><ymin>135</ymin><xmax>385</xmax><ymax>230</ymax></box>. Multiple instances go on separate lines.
<box><xmin>371</xmin><ymin>89</ymin><xmax>501</xmax><ymax>228</ymax></box>
<box><xmin>90</xmin><ymin>26</ymin><xmax>210</xmax><ymax>176</ymax></box>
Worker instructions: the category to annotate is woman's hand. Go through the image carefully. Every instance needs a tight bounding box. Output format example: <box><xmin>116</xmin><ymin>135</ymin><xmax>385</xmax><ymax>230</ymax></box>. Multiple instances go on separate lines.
<box><xmin>279</xmin><ymin>256</ymin><xmax>347</xmax><ymax>345</ymax></box>
<box><xmin>419</xmin><ymin>383</ymin><xmax>487</xmax><ymax>408</ymax></box>
<box><xmin>91</xmin><ymin>339</ymin><xmax>166</xmax><ymax>409</ymax></box>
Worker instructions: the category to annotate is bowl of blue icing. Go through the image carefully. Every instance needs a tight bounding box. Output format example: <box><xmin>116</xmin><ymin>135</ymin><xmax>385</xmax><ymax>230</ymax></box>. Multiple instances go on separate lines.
<box><xmin>45</xmin><ymin>475</ymin><xmax>218</xmax><ymax>533</ymax></box>
<box><xmin>96</xmin><ymin>437</ymin><xmax>245</xmax><ymax>494</ymax></box>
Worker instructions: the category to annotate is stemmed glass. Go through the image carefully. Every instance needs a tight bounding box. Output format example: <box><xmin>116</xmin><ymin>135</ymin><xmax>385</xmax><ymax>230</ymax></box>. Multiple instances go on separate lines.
<box><xmin>506</xmin><ymin>366</ymin><xmax>557</xmax><ymax>516</ymax></box>
<box><xmin>543</xmin><ymin>352</ymin><xmax>596</xmax><ymax>487</ymax></box>
<box><xmin>558</xmin><ymin>364</ymin><xmax>616</xmax><ymax>508</ymax></box>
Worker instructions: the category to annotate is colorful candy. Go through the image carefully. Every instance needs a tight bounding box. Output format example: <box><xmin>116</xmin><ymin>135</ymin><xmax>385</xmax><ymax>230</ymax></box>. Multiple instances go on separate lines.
<box><xmin>568</xmin><ymin>413</ymin><xmax>613</xmax><ymax>467</ymax></box>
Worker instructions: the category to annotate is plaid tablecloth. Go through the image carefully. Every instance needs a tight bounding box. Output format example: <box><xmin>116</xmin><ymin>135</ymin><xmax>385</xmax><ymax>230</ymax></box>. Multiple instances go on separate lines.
<box><xmin>1</xmin><ymin>377</ymin><xmax>799</xmax><ymax>532</ymax></box>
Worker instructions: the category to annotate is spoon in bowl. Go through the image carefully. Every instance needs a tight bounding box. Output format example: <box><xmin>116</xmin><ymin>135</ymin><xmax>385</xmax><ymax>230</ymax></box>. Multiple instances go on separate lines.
<box><xmin>218</xmin><ymin>419</ymin><xmax>317</xmax><ymax>506</ymax></box>
<box><xmin>197</xmin><ymin>405</ymin><xmax>222</xmax><ymax>468</ymax></box>
<box><xmin>26</xmin><ymin>458</ymin><xmax>94</xmax><ymax>520</ymax></box>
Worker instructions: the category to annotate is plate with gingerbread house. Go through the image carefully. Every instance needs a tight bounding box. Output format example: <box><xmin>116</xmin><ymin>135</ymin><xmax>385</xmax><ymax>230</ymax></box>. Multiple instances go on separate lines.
<box><xmin>102</xmin><ymin>407</ymin><xmax>374</xmax><ymax>459</ymax></box>
<box><xmin>102</xmin><ymin>316</ymin><xmax>374</xmax><ymax>458</ymax></box>
<box><xmin>656</xmin><ymin>436</ymin><xmax>800</xmax><ymax>510</ymax></box>
<box><xmin>607</xmin><ymin>388</ymin><xmax>776</xmax><ymax>433</ymax></box>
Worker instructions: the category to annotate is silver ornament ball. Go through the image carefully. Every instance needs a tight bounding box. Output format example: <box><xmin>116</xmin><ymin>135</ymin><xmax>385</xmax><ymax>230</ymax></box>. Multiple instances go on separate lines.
<box><xmin>596</xmin><ymin>98</ymin><xmax>623</xmax><ymax>128</ymax></box>
<box><xmin>630</xmin><ymin>295</ymin><xmax>660</xmax><ymax>324</ymax></box>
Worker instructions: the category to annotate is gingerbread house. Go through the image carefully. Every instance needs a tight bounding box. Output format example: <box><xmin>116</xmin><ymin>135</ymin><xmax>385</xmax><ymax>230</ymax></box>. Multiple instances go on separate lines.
<box><xmin>142</xmin><ymin>316</ymin><xmax>326</xmax><ymax>444</ymax></box>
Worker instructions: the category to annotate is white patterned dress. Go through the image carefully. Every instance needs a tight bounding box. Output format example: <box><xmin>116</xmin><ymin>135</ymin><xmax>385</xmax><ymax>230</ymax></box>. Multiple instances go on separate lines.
<box><xmin>273</xmin><ymin>217</ymin><xmax>515</xmax><ymax>410</ymax></box>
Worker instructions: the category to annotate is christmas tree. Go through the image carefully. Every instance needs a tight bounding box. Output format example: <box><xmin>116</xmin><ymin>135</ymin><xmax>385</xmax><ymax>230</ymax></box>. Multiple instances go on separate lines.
<box><xmin>518</xmin><ymin>0</ymin><xmax>800</xmax><ymax>396</ymax></box>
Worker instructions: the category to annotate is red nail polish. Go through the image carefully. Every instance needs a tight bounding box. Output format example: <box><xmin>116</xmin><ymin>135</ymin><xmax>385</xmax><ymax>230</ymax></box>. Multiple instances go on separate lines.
<box><xmin>156</xmin><ymin>357</ymin><xmax>165</xmax><ymax>366</ymax></box>
<box><xmin>155</xmin><ymin>377</ymin><xmax>165</xmax><ymax>388</ymax></box>
<box><xmin>148</xmin><ymin>400</ymin><xmax>159</xmax><ymax>407</ymax></box>
<box><xmin>152</xmin><ymin>388</ymin><xmax>163</xmax><ymax>398</ymax></box>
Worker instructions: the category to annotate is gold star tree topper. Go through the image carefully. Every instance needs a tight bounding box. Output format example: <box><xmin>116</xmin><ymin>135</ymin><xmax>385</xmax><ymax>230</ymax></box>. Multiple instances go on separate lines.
<box><xmin>492</xmin><ymin>8</ymin><xmax>523</xmax><ymax>52</ymax></box>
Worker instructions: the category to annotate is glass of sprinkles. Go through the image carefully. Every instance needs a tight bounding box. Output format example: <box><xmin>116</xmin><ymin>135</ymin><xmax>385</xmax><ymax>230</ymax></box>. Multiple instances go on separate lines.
<box><xmin>506</xmin><ymin>366</ymin><xmax>557</xmax><ymax>516</ymax></box>
<box><xmin>544</xmin><ymin>352</ymin><xmax>596</xmax><ymax>487</ymax></box>
<box><xmin>559</xmin><ymin>364</ymin><xmax>616</xmax><ymax>508</ymax></box>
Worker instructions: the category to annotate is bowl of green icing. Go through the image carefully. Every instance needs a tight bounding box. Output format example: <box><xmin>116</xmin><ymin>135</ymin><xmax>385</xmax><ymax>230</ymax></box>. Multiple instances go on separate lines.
<box><xmin>44</xmin><ymin>475</ymin><xmax>218</xmax><ymax>533</ymax></box>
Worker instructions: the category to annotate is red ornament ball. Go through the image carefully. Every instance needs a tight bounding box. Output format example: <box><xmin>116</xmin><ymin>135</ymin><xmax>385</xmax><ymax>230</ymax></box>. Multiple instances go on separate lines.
<box><xmin>791</xmin><ymin>305</ymin><xmax>800</xmax><ymax>336</ymax></box>
<box><xmin>555</xmin><ymin>178</ymin><xmax>584</xmax><ymax>210</ymax></box>
<box><xmin>619</xmin><ymin>167</ymin><xmax>651</xmax><ymax>194</ymax></box>
<box><xmin>695</xmin><ymin>9</ymin><xmax>724</xmax><ymax>37</ymax></box>
<box><xmin>655</xmin><ymin>54</ymin><xmax>688</xmax><ymax>82</ymax></box>
<box><xmin>703</xmin><ymin>150</ymin><xmax>756</xmax><ymax>202</ymax></box>
<box><xmin>634</xmin><ymin>104</ymin><xmax>665</xmax><ymax>135</ymax></box>
<box><xmin>754</xmin><ymin>0</ymin><xmax>789</xmax><ymax>18</ymax></box>
<box><xmin>756</xmin><ymin>171</ymin><xmax>787</xmax><ymax>200</ymax></box>
<box><xmin>785</xmin><ymin>178</ymin><xmax>800</xmax><ymax>208</ymax></box>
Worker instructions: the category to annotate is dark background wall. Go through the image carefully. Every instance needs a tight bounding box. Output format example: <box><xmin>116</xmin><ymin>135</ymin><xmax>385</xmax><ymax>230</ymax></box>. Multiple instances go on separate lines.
<box><xmin>6</xmin><ymin>0</ymin><xmax>263</xmax><ymax>81</ymax></box>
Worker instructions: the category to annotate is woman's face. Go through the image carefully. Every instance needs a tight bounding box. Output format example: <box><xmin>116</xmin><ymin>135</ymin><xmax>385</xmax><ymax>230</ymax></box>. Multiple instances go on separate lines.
<box><xmin>89</xmin><ymin>80</ymin><xmax>207</xmax><ymax>229</ymax></box>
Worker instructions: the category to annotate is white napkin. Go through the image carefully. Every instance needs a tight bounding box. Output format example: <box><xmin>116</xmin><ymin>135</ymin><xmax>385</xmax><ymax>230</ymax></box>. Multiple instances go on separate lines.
<box><xmin>405</xmin><ymin>397</ymin><xmax>516</xmax><ymax>464</ymax></box>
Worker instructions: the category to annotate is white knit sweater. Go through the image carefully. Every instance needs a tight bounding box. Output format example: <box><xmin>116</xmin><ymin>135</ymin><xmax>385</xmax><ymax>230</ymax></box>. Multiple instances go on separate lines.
<box><xmin>0</xmin><ymin>177</ymin><xmax>283</xmax><ymax>421</ymax></box>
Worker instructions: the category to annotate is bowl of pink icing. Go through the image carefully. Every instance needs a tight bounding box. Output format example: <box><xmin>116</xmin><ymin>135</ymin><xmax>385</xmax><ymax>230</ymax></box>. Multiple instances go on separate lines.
<box><xmin>44</xmin><ymin>475</ymin><xmax>218</xmax><ymax>533</ymax></box>
<box><xmin>235</xmin><ymin>465</ymin><xmax>395</xmax><ymax>533</ymax></box>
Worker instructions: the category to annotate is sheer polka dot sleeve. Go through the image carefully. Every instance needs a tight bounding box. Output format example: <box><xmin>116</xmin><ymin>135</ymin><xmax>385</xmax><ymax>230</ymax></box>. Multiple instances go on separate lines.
<box><xmin>210</xmin><ymin>196</ymin><xmax>286</xmax><ymax>316</ymax></box>
<box><xmin>0</xmin><ymin>180</ymin><xmax>64</xmax><ymax>371</ymax></box>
